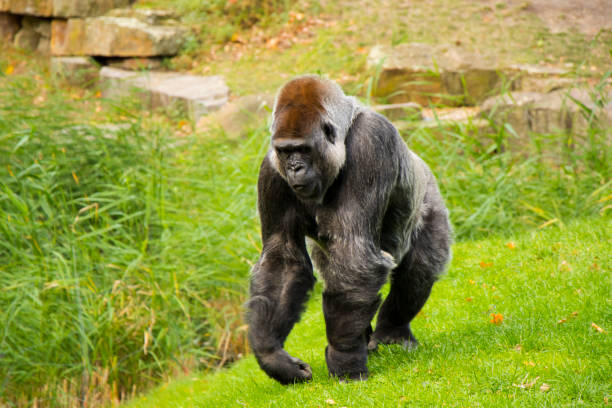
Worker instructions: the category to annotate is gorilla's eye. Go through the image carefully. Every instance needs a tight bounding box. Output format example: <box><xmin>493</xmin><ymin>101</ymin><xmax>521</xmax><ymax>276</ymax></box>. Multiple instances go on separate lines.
<box><xmin>322</xmin><ymin>123</ymin><xmax>335</xmax><ymax>144</ymax></box>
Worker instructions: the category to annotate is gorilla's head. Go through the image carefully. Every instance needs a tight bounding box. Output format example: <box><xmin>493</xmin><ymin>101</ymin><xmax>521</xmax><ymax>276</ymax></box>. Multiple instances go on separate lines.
<box><xmin>268</xmin><ymin>75</ymin><xmax>358</xmax><ymax>202</ymax></box>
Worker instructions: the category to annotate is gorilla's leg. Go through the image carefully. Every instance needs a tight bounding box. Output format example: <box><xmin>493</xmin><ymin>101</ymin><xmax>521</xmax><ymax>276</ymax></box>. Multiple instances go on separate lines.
<box><xmin>314</xmin><ymin>245</ymin><xmax>390</xmax><ymax>381</ymax></box>
<box><xmin>247</xmin><ymin>252</ymin><xmax>316</xmax><ymax>384</ymax></box>
<box><xmin>370</xmin><ymin>208</ymin><xmax>451</xmax><ymax>350</ymax></box>
<box><xmin>323</xmin><ymin>289</ymin><xmax>382</xmax><ymax>381</ymax></box>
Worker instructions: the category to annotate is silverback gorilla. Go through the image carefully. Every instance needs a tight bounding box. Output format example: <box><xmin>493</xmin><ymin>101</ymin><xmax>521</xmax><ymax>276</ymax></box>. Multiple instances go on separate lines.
<box><xmin>247</xmin><ymin>75</ymin><xmax>451</xmax><ymax>384</ymax></box>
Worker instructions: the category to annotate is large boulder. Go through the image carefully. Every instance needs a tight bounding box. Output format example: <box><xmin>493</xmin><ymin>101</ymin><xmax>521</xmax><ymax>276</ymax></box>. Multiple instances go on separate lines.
<box><xmin>99</xmin><ymin>67</ymin><xmax>229</xmax><ymax>122</ymax></box>
<box><xmin>368</xmin><ymin>43</ymin><xmax>500</xmax><ymax>106</ymax></box>
<box><xmin>51</xmin><ymin>15</ymin><xmax>186</xmax><ymax>57</ymax></box>
<box><xmin>0</xmin><ymin>0</ymin><xmax>132</xmax><ymax>17</ymax></box>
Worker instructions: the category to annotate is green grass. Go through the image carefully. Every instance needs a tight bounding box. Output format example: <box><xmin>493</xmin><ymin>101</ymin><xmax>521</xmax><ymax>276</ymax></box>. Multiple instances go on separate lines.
<box><xmin>125</xmin><ymin>218</ymin><xmax>611</xmax><ymax>407</ymax></box>
<box><xmin>1</xmin><ymin>53</ymin><xmax>610</xmax><ymax>406</ymax></box>
<box><xmin>0</xmin><ymin>60</ymin><xmax>260</xmax><ymax>405</ymax></box>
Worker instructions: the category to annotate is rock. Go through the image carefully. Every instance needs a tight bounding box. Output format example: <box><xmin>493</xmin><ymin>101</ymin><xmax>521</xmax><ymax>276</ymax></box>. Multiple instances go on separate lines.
<box><xmin>397</xmin><ymin>106</ymin><xmax>489</xmax><ymax>134</ymax></box>
<box><xmin>368</xmin><ymin>43</ymin><xmax>443</xmax><ymax>106</ymax></box>
<box><xmin>507</xmin><ymin>64</ymin><xmax>576</xmax><ymax>93</ymax></box>
<box><xmin>37</xmin><ymin>36</ymin><xmax>50</xmax><ymax>54</ymax></box>
<box><xmin>0</xmin><ymin>0</ymin><xmax>132</xmax><ymax>17</ymax></box>
<box><xmin>51</xmin><ymin>16</ymin><xmax>186</xmax><ymax>57</ymax></box>
<box><xmin>367</xmin><ymin>43</ymin><xmax>500</xmax><ymax>106</ymax></box>
<box><xmin>99</xmin><ymin>67</ymin><xmax>229</xmax><ymax>122</ymax></box>
<box><xmin>480</xmin><ymin>89</ymin><xmax>611</xmax><ymax>136</ymax></box>
<box><xmin>104</xmin><ymin>57</ymin><xmax>164</xmax><ymax>70</ymax></box>
<box><xmin>0</xmin><ymin>0</ymin><xmax>53</xmax><ymax>17</ymax></box>
<box><xmin>22</xmin><ymin>16</ymin><xmax>51</xmax><ymax>38</ymax></box>
<box><xmin>105</xmin><ymin>8</ymin><xmax>178</xmax><ymax>25</ymax></box>
<box><xmin>51</xmin><ymin>56</ymin><xmax>99</xmax><ymax>85</ymax></box>
<box><xmin>0</xmin><ymin>12</ymin><xmax>19</xmax><ymax>42</ymax></box>
<box><xmin>53</xmin><ymin>0</ymin><xmax>132</xmax><ymax>18</ymax></box>
<box><xmin>13</xmin><ymin>27</ymin><xmax>40</xmax><ymax>51</ymax></box>
<box><xmin>19</xmin><ymin>16</ymin><xmax>50</xmax><ymax>53</ymax></box>
<box><xmin>371</xmin><ymin>102</ymin><xmax>422</xmax><ymax>121</ymax></box>
<box><xmin>197</xmin><ymin>93</ymin><xmax>274</xmax><ymax>138</ymax></box>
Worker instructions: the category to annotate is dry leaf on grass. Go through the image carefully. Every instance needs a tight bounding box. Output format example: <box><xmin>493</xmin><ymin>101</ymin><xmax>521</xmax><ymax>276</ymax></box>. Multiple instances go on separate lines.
<box><xmin>513</xmin><ymin>374</ymin><xmax>539</xmax><ymax>389</ymax></box>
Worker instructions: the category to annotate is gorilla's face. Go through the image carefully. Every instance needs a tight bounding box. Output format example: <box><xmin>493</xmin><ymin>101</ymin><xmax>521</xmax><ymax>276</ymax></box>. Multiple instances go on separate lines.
<box><xmin>272</xmin><ymin>136</ymin><xmax>322</xmax><ymax>200</ymax></box>
<box><xmin>271</xmin><ymin>120</ymin><xmax>342</xmax><ymax>202</ymax></box>
<box><xmin>269</xmin><ymin>76</ymin><xmax>350</xmax><ymax>203</ymax></box>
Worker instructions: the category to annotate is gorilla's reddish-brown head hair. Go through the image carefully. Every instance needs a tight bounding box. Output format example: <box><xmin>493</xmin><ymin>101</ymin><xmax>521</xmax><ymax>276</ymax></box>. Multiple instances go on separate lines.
<box><xmin>272</xmin><ymin>76</ymin><xmax>329</xmax><ymax>140</ymax></box>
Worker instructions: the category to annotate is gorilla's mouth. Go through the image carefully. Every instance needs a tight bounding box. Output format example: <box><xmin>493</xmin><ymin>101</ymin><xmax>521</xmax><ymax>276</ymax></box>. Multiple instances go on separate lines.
<box><xmin>291</xmin><ymin>182</ymin><xmax>320</xmax><ymax>199</ymax></box>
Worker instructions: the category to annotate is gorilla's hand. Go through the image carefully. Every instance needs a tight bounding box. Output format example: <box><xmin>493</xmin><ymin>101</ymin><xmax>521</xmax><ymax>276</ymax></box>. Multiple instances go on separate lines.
<box><xmin>257</xmin><ymin>349</ymin><xmax>312</xmax><ymax>384</ymax></box>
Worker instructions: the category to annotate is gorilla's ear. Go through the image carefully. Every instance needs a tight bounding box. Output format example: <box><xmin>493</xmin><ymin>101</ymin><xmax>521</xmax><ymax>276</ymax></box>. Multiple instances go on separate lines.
<box><xmin>322</xmin><ymin>122</ymin><xmax>336</xmax><ymax>144</ymax></box>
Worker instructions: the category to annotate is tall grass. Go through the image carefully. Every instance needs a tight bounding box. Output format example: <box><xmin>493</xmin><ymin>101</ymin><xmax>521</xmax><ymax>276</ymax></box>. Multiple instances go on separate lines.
<box><xmin>0</xmin><ymin>65</ymin><xmax>609</xmax><ymax>406</ymax></box>
<box><xmin>0</xmin><ymin>73</ymin><xmax>261</xmax><ymax>406</ymax></box>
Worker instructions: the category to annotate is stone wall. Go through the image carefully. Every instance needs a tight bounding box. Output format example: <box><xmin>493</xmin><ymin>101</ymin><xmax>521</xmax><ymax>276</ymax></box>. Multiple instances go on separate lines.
<box><xmin>0</xmin><ymin>0</ymin><xmax>185</xmax><ymax>57</ymax></box>
<box><xmin>0</xmin><ymin>0</ymin><xmax>133</xmax><ymax>18</ymax></box>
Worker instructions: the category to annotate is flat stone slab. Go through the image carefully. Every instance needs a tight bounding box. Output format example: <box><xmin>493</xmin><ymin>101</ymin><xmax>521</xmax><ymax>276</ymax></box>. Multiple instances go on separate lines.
<box><xmin>372</xmin><ymin>102</ymin><xmax>422</xmax><ymax>121</ymax></box>
<box><xmin>100</xmin><ymin>67</ymin><xmax>229</xmax><ymax>121</ymax></box>
<box><xmin>480</xmin><ymin>89</ymin><xmax>612</xmax><ymax>136</ymax></box>
<box><xmin>507</xmin><ymin>63</ymin><xmax>577</xmax><ymax>93</ymax></box>
<box><xmin>196</xmin><ymin>93</ymin><xmax>274</xmax><ymax>138</ymax></box>
<box><xmin>0</xmin><ymin>0</ymin><xmax>131</xmax><ymax>17</ymax></box>
<box><xmin>51</xmin><ymin>15</ymin><xmax>186</xmax><ymax>57</ymax></box>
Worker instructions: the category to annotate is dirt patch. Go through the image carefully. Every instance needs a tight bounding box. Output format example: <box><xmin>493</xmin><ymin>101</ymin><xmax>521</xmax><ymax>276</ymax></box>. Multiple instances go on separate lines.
<box><xmin>509</xmin><ymin>0</ymin><xmax>612</xmax><ymax>36</ymax></box>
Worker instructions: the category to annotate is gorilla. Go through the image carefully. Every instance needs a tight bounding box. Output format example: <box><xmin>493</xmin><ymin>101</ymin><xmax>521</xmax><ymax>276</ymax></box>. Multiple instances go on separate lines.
<box><xmin>247</xmin><ymin>75</ymin><xmax>451</xmax><ymax>384</ymax></box>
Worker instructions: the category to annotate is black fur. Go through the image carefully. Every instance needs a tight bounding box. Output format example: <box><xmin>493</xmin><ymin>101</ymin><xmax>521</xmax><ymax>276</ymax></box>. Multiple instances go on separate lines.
<box><xmin>247</xmin><ymin>76</ymin><xmax>452</xmax><ymax>384</ymax></box>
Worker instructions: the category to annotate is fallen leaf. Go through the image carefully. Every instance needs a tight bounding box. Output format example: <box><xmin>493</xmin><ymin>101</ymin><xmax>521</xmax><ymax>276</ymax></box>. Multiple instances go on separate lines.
<box><xmin>513</xmin><ymin>375</ymin><xmax>539</xmax><ymax>389</ymax></box>
<box><xmin>557</xmin><ymin>318</ymin><xmax>567</xmax><ymax>324</ymax></box>
<box><xmin>326</xmin><ymin>399</ymin><xmax>336</xmax><ymax>405</ymax></box>
<box><xmin>539</xmin><ymin>383</ymin><xmax>550</xmax><ymax>392</ymax></box>
<box><xmin>523</xmin><ymin>361</ymin><xmax>535</xmax><ymax>366</ymax></box>
<box><xmin>591</xmin><ymin>322</ymin><xmax>605</xmax><ymax>333</ymax></box>
<box><xmin>479</xmin><ymin>261</ymin><xmax>493</xmax><ymax>268</ymax></box>
<box><xmin>469</xmin><ymin>279</ymin><xmax>476</xmax><ymax>284</ymax></box>
<box><xmin>505</xmin><ymin>241</ymin><xmax>516</xmax><ymax>250</ymax></box>
<box><xmin>490</xmin><ymin>313</ymin><xmax>503</xmax><ymax>324</ymax></box>
<box><xmin>5</xmin><ymin>65</ymin><xmax>14</xmax><ymax>75</ymax></box>
<box><xmin>465</xmin><ymin>297</ymin><xmax>473</xmax><ymax>302</ymax></box>
<box><xmin>72</xmin><ymin>171</ymin><xmax>80</xmax><ymax>185</ymax></box>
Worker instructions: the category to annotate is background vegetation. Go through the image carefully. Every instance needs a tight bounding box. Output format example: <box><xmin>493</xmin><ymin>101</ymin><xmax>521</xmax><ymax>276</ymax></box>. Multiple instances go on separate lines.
<box><xmin>0</xmin><ymin>0</ymin><xmax>610</xmax><ymax>406</ymax></box>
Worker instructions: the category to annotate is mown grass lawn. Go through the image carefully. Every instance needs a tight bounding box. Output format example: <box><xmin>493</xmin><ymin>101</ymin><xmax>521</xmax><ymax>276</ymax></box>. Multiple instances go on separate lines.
<box><xmin>126</xmin><ymin>217</ymin><xmax>611</xmax><ymax>407</ymax></box>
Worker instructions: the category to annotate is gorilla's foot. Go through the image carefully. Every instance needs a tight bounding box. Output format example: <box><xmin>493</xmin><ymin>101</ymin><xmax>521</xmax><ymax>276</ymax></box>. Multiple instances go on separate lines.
<box><xmin>325</xmin><ymin>345</ymin><xmax>368</xmax><ymax>381</ymax></box>
<box><xmin>369</xmin><ymin>324</ymin><xmax>419</xmax><ymax>351</ymax></box>
<box><xmin>257</xmin><ymin>349</ymin><xmax>312</xmax><ymax>385</ymax></box>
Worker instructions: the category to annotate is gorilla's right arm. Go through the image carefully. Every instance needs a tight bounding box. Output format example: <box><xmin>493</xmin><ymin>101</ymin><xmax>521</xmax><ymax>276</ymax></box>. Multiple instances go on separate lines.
<box><xmin>246</xmin><ymin>157</ymin><xmax>316</xmax><ymax>384</ymax></box>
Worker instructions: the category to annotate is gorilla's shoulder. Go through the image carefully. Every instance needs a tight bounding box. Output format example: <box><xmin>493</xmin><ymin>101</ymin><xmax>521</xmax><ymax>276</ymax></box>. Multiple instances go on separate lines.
<box><xmin>350</xmin><ymin>108</ymin><xmax>402</xmax><ymax>147</ymax></box>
